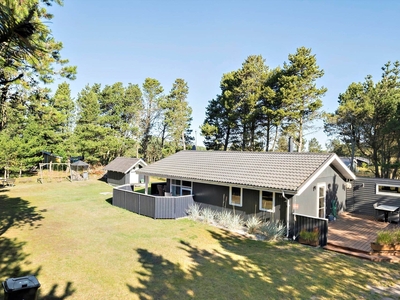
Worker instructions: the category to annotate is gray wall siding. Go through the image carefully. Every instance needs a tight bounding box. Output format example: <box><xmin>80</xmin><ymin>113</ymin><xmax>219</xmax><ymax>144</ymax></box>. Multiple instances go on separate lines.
<box><xmin>107</xmin><ymin>171</ymin><xmax>126</xmax><ymax>186</ymax></box>
<box><xmin>346</xmin><ymin>177</ymin><xmax>400</xmax><ymax>215</ymax></box>
<box><xmin>294</xmin><ymin>166</ymin><xmax>347</xmax><ymax>218</ymax></box>
<box><xmin>193</xmin><ymin>183</ymin><xmax>229</xmax><ymax>207</ymax></box>
<box><xmin>192</xmin><ymin>182</ymin><xmax>289</xmax><ymax>222</ymax></box>
<box><xmin>107</xmin><ymin>166</ymin><xmax>145</xmax><ymax>186</ymax></box>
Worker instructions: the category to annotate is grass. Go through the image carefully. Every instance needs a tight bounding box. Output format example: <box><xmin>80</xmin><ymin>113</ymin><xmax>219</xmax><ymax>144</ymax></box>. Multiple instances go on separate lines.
<box><xmin>1</xmin><ymin>180</ymin><xmax>400</xmax><ymax>299</ymax></box>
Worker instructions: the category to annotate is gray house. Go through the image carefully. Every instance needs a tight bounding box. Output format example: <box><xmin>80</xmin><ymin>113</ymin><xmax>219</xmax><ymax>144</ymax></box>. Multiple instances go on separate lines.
<box><xmin>105</xmin><ymin>157</ymin><xmax>147</xmax><ymax>186</ymax></box>
<box><xmin>136</xmin><ymin>151</ymin><xmax>356</xmax><ymax>225</ymax></box>
<box><xmin>347</xmin><ymin>177</ymin><xmax>400</xmax><ymax>221</ymax></box>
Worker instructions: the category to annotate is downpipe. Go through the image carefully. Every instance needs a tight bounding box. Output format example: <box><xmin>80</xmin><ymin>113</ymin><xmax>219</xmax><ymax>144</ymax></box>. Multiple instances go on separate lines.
<box><xmin>282</xmin><ymin>191</ymin><xmax>290</xmax><ymax>238</ymax></box>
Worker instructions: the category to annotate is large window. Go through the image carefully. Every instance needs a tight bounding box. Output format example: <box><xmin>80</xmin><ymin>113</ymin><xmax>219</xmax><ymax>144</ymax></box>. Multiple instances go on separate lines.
<box><xmin>230</xmin><ymin>187</ymin><xmax>242</xmax><ymax>206</ymax></box>
<box><xmin>376</xmin><ymin>184</ymin><xmax>400</xmax><ymax>197</ymax></box>
<box><xmin>171</xmin><ymin>179</ymin><xmax>192</xmax><ymax>196</ymax></box>
<box><xmin>181</xmin><ymin>180</ymin><xmax>192</xmax><ymax>195</ymax></box>
<box><xmin>259</xmin><ymin>191</ymin><xmax>274</xmax><ymax>212</ymax></box>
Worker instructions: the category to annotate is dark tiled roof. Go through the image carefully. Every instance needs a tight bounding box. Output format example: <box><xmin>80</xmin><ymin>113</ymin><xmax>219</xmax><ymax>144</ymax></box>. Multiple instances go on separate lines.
<box><xmin>71</xmin><ymin>160</ymin><xmax>89</xmax><ymax>167</ymax></box>
<box><xmin>104</xmin><ymin>157</ymin><xmax>145</xmax><ymax>174</ymax></box>
<box><xmin>137</xmin><ymin>151</ymin><xmax>355</xmax><ymax>192</ymax></box>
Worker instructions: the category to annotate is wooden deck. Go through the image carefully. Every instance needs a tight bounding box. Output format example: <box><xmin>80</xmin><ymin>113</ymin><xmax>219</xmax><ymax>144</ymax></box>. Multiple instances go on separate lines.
<box><xmin>326</xmin><ymin>212</ymin><xmax>399</xmax><ymax>262</ymax></box>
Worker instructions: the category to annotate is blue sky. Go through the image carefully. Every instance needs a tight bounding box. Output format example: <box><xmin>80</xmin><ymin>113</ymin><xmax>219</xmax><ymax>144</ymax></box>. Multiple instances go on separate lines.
<box><xmin>48</xmin><ymin>0</ymin><xmax>400</xmax><ymax>149</ymax></box>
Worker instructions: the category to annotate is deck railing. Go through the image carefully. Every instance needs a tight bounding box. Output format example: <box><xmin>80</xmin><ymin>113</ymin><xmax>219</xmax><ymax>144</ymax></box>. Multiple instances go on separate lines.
<box><xmin>293</xmin><ymin>213</ymin><xmax>328</xmax><ymax>247</ymax></box>
<box><xmin>113</xmin><ymin>184</ymin><xmax>194</xmax><ymax>219</ymax></box>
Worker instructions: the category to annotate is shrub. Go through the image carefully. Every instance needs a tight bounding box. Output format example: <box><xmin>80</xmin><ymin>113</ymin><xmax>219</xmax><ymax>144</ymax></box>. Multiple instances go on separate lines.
<box><xmin>226</xmin><ymin>214</ymin><xmax>244</xmax><ymax>231</ymax></box>
<box><xmin>245</xmin><ymin>216</ymin><xmax>262</xmax><ymax>234</ymax></box>
<box><xmin>216</xmin><ymin>210</ymin><xmax>233</xmax><ymax>228</ymax></box>
<box><xmin>215</xmin><ymin>210</ymin><xmax>244</xmax><ymax>230</ymax></box>
<box><xmin>376</xmin><ymin>230</ymin><xmax>396</xmax><ymax>245</ymax></box>
<box><xmin>186</xmin><ymin>203</ymin><xmax>201</xmax><ymax>220</ymax></box>
<box><xmin>393</xmin><ymin>229</ymin><xmax>400</xmax><ymax>244</ymax></box>
<box><xmin>200</xmin><ymin>207</ymin><xmax>216</xmax><ymax>224</ymax></box>
<box><xmin>299</xmin><ymin>228</ymin><xmax>319</xmax><ymax>243</ymax></box>
<box><xmin>259</xmin><ymin>221</ymin><xmax>286</xmax><ymax>241</ymax></box>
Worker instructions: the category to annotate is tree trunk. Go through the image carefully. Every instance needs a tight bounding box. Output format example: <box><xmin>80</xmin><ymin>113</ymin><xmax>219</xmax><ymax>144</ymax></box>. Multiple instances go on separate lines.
<box><xmin>298</xmin><ymin>118</ymin><xmax>303</xmax><ymax>152</ymax></box>
<box><xmin>271</xmin><ymin>126</ymin><xmax>279</xmax><ymax>151</ymax></box>
<box><xmin>372</xmin><ymin>148</ymin><xmax>380</xmax><ymax>178</ymax></box>
<box><xmin>265</xmin><ymin>120</ymin><xmax>270</xmax><ymax>152</ymax></box>
<box><xmin>224</xmin><ymin>126</ymin><xmax>231</xmax><ymax>151</ymax></box>
<box><xmin>181</xmin><ymin>131</ymin><xmax>186</xmax><ymax>150</ymax></box>
<box><xmin>242</xmin><ymin>124</ymin><xmax>247</xmax><ymax>151</ymax></box>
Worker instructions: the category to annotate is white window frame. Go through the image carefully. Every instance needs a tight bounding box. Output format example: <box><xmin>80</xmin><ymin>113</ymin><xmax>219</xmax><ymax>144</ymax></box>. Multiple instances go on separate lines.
<box><xmin>181</xmin><ymin>180</ymin><xmax>193</xmax><ymax>195</ymax></box>
<box><xmin>376</xmin><ymin>184</ymin><xmax>400</xmax><ymax>197</ymax></box>
<box><xmin>170</xmin><ymin>179</ymin><xmax>192</xmax><ymax>196</ymax></box>
<box><xmin>259</xmin><ymin>190</ymin><xmax>275</xmax><ymax>212</ymax></box>
<box><xmin>229</xmin><ymin>186</ymin><xmax>243</xmax><ymax>207</ymax></box>
<box><xmin>317</xmin><ymin>183</ymin><xmax>326</xmax><ymax>218</ymax></box>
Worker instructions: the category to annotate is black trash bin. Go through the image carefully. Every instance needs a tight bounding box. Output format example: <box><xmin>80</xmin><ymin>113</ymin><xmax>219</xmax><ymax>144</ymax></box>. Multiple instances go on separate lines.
<box><xmin>2</xmin><ymin>275</ymin><xmax>40</xmax><ymax>300</ymax></box>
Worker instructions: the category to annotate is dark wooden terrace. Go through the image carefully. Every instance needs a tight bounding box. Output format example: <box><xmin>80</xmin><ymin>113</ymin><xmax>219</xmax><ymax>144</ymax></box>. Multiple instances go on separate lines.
<box><xmin>324</xmin><ymin>212</ymin><xmax>399</xmax><ymax>262</ymax></box>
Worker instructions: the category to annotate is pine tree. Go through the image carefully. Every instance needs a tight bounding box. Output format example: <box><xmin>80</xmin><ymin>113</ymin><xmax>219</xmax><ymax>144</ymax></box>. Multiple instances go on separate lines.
<box><xmin>162</xmin><ymin>79</ymin><xmax>192</xmax><ymax>152</ymax></box>
<box><xmin>140</xmin><ymin>78</ymin><xmax>164</xmax><ymax>161</ymax></box>
<box><xmin>279</xmin><ymin>47</ymin><xmax>326</xmax><ymax>152</ymax></box>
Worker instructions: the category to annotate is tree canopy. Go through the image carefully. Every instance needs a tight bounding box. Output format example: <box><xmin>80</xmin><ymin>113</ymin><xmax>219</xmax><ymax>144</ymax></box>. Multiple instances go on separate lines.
<box><xmin>201</xmin><ymin>48</ymin><xmax>326</xmax><ymax>152</ymax></box>
<box><xmin>325</xmin><ymin>61</ymin><xmax>400</xmax><ymax>178</ymax></box>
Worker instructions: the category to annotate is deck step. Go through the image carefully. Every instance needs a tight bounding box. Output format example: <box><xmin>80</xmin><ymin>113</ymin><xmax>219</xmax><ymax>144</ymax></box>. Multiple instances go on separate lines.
<box><xmin>323</xmin><ymin>244</ymin><xmax>396</xmax><ymax>262</ymax></box>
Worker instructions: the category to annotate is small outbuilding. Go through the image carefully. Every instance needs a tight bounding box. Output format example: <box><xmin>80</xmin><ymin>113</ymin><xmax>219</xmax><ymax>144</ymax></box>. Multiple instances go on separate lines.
<box><xmin>70</xmin><ymin>160</ymin><xmax>90</xmax><ymax>181</ymax></box>
<box><xmin>104</xmin><ymin>157</ymin><xmax>147</xmax><ymax>186</ymax></box>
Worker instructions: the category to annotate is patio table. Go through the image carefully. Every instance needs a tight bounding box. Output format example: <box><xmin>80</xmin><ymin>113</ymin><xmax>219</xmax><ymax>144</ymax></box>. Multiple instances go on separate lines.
<box><xmin>374</xmin><ymin>204</ymin><xmax>400</xmax><ymax>222</ymax></box>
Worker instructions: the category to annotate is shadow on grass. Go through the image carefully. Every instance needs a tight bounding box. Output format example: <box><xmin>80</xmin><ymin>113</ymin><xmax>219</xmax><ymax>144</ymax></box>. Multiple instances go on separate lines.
<box><xmin>38</xmin><ymin>281</ymin><xmax>76</xmax><ymax>300</ymax></box>
<box><xmin>0</xmin><ymin>236</ymin><xmax>75</xmax><ymax>299</ymax></box>
<box><xmin>105</xmin><ymin>197</ymin><xmax>113</xmax><ymax>205</ymax></box>
<box><xmin>0</xmin><ymin>195</ymin><xmax>75</xmax><ymax>299</ymax></box>
<box><xmin>127</xmin><ymin>228</ymin><xmax>400</xmax><ymax>299</ymax></box>
<box><xmin>0</xmin><ymin>194</ymin><xmax>44</xmax><ymax>236</ymax></box>
<box><xmin>127</xmin><ymin>241</ymin><xmax>299</xmax><ymax>299</ymax></box>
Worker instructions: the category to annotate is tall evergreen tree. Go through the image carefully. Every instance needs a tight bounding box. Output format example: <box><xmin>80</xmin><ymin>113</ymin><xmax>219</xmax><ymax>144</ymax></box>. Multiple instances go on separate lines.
<box><xmin>201</xmin><ymin>71</ymin><xmax>241</xmax><ymax>151</ymax></box>
<box><xmin>279</xmin><ymin>47</ymin><xmax>326</xmax><ymax>152</ymax></box>
<box><xmin>162</xmin><ymin>79</ymin><xmax>192</xmax><ymax>152</ymax></box>
<box><xmin>0</xmin><ymin>0</ymin><xmax>76</xmax><ymax>132</ymax></box>
<box><xmin>140</xmin><ymin>78</ymin><xmax>164</xmax><ymax>161</ymax></box>
<box><xmin>325</xmin><ymin>61</ymin><xmax>400</xmax><ymax>178</ymax></box>
<box><xmin>98</xmin><ymin>82</ymin><xmax>143</xmax><ymax>161</ymax></box>
<box><xmin>308</xmin><ymin>137</ymin><xmax>322</xmax><ymax>153</ymax></box>
<box><xmin>201</xmin><ymin>96</ymin><xmax>227</xmax><ymax>150</ymax></box>
<box><xmin>74</xmin><ymin>84</ymin><xmax>109</xmax><ymax>164</ymax></box>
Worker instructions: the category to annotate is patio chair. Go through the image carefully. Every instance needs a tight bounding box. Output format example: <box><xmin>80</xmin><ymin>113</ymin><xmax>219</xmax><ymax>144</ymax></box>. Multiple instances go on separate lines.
<box><xmin>157</xmin><ymin>185</ymin><xmax>165</xmax><ymax>196</ymax></box>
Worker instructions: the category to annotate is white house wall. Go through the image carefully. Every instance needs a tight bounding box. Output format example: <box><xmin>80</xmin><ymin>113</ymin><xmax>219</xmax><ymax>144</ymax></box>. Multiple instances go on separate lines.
<box><xmin>294</xmin><ymin>166</ymin><xmax>347</xmax><ymax>218</ymax></box>
<box><xmin>127</xmin><ymin>165</ymin><xmax>145</xmax><ymax>184</ymax></box>
<box><xmin>129</xmin><ymin>169</ymin><xmax>138</xmax><ymax>184</ymax></box>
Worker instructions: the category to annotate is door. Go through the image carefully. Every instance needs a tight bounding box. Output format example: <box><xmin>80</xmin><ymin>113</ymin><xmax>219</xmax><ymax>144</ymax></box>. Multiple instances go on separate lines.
<box><xmin>317</xmin><ymin>183</ymin><xmax>326</xmax><ymax>218</ymax></box>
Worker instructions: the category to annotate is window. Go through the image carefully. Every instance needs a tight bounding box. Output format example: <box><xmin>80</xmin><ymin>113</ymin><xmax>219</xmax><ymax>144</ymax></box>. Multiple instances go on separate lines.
<box><xmin>376</xmin><ymin>184</ymin><xmax>400</xmax><ymax>197</ymax></box>
<box><xmin>170</xmin><ymin>179</ymin><xmax>191</xmax><ymax>196</ymax></box>
<box><xmin>260</xmin><ymin>191</ymin><xmax>275</xmax><ymax>212</ymax></box>
<box><xmin>230</xmin><ymin>187</ymin><xmax>242</xmax><ymax>206</ymax></box>
<box><xmin>260</xmin><ymin>191</ymin><xmax>274</xmax><ymax>211</ymax></box>
<box><xmin>318</xmin><ymin>185</ymin><xmax>325</xmax><ymax>218</ymax></box>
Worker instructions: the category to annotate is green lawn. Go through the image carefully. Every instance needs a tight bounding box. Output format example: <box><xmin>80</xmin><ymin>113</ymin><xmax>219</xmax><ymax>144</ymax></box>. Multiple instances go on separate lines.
<box><xmin>0</xmin><ymin>179</ymin><xmax>399</xmax><ymax>299</ymax></box>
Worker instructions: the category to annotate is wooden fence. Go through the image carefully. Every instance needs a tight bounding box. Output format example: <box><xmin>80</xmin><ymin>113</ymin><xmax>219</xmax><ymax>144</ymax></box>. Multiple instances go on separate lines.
<box><xmin>293</xmin><ymin>213</ymin><xmax>328</xmax><ymax>247</ymax></box>
<box><xmin>113</xmin><ymin>185</ymin><xmax>194</xmax><ymax>219</ymax></box>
